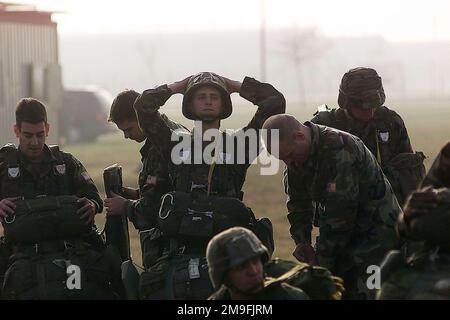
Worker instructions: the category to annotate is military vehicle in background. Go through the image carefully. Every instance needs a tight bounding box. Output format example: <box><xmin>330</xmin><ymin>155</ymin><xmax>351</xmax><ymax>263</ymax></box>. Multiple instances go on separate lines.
<box><xmin>60</xmin><ymin>87</ymin><xmax>114</xmax><ymax>144</ymax></box>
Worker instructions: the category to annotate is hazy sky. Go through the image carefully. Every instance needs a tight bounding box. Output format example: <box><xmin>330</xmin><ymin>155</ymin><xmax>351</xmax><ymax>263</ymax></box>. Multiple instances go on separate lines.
<box><xmin>6</xmin><ymin>0</ymin><xmax>450</xmax><ymax>41</ymax></box>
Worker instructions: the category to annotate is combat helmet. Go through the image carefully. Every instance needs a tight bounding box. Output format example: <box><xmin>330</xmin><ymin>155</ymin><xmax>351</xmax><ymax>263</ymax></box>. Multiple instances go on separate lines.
<box><xmin>206</xmin><ymin>227</ymin><xmax>269</xmax><ymax>288</ymax></box>
<box><xmin>338</xmin><ymin>67</ymin><xmax>386</xmax><ymax>110</ymax></box>
<box><xmin>182</xmin><ymin>72</ymin><xmax>232</xmax><ymax>120</ymax></box>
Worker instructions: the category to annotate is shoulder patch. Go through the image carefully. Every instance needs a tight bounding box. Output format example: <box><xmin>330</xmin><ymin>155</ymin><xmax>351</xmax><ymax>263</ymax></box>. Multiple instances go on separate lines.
<box><xmin>81</xmin><ymin>171</ymin><xmax>92</xmax><ymax>181</ymax></box>
<box><xmin>323</xmin><ymin>129</ymin><xmax>346</xmax><ymax>150</ymax></box>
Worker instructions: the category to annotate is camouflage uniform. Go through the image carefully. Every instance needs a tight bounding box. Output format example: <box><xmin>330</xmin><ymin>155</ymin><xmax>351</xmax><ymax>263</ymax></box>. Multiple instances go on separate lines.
<box><xmin>378</xmin><ymin>143</ymin><xmax>450</xmax><ymax>300</ymax></box>
<box><xmin>120</xmin><ymin>116</ymin><xmax>188</xmax><ymax>269</ymax></box>
<box><xmin>284</xmin><ymin>121</ymin><xmax>402</xmax><ymax>299</ymax></box>
<box><xmin>421</xmin><ymin>142</ymin><xmax>450</xmax><ymax>189</ymax></box>
<box><xmin>0</xmin><ymin>144</ymin><xmax>122</xmax><ymax>299</ymax></box>
<box><xmin>378</xmin><ymin>188</ymin><xmax>450</xmax><ymax>300</ymax></box>
<box><xmin>311</xmin><ymin>68</ymin><xmax>425</xmax><ymax>207</ymax></box>
<box><xmin>209</xmin><ymin>279</ymin><xmax>309</xmax><ymax>300</ymax></box>
<box><xmin>134</xmin><ymin>76</ymin><xmax>285</xmax><ymax>199</ymax></box>
<box><xmin>122</xmin><ymin>114</ymin><xmax>188</xmax><ymax>231</ymax></box>
<box><xmin>134</xmin><ymin>75</ymin><xmax>285</xmax><ymax>299</ymax></box>
<box><xmin>377</xmin><ymin>245</ymin><xmax>450</xmax><ymax>300</ymax></box>
<box><xmin>207</xmin><ymin>227</ymin><xmax>309</xmax><ymax>300</ymax></box>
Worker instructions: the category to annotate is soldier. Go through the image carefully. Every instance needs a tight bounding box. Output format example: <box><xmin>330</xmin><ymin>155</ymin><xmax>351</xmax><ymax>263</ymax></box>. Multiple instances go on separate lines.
<box><xmin>104</xmin><ymin>89</ymin><xmax>187</xmax><ymax>269</ymax></box>
<box><xmin>0</xmin><ymin>98</ymin><xmax>122</xmax><ymax>299</ymax></box>
<box><xmin>133</xmin><ymin>72</ymin><xmax>286</xmax><ymax>299</ymax></box>
<box><xmin>262</xmin><ymin>114</ymin><xmax>402</xmax><ymax>299</ymax></box>
<box><xmin>378</xmin><ymin>142</ymin><xmax>450</xmax><ymax>300</ymax></box>
<box><xmin>207</xmin><ymin>227</ymin><xmax>309</xmax><ymax>300</ymax></box>
<box><xmin>311</xmin><ymin>67</ymin><xmax>425</xmax><ymax>206</ymax></box>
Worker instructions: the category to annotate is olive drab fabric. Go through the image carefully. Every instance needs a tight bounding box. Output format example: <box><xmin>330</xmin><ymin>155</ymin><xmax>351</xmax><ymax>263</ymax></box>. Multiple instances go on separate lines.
<box><xmin>2</xmin><ymin>238</ymin><xmax>123</xmax><ymax>299</ymax></box>
<box><xmin>421</xmin><ymin>141</ymin><xmax>450</xmax><ymax>189</ymax></box>
<box><xmin>0</xmin><ymin>143</ymin><xmax>122</xmax><ymax>299</ymax></box>
<box><xmin>263</xmin><ymin>258</ymin><xmax>344</xmax><ymax>300</ymax></box>
<box><xmin>122</xmin><ymin>114</ymin><xmax>188</xmax><ymax>233</ymax></box>
<box><xmin>208</xmin><ymin>279</ymin><xmax>310</xmax><ymax>300</ymax></box>
<box><xmin>119</xmin><ymin>115</ymin><xmax>187</xmax><ymax>271</ymax></box>
<box><xmin>284</xmin><ymin>122</ymin><xmax>401</xmax><ymax>299</ymax></box>
<box><xmin>157</xmin><ymin>192</ymin><xmax>259</xmax><ymax>249</ymax></box>
<box><xmin>183</xmin><ymin>72</ymin><xmax>232</xmax><ymax>120</ymax></box>
<box><xmin>378</xmin><ymin>246</ymin><xmax>450</xmax><ymax>300</ymax></box>
<box><xmin>133</xmin><ymin>76</ymin><xmax>285</xmax><ymax>299</ymax></box>
<box><xmin>400</xmin><ymin>188</ymin><xmax>450</xmax><ymax>247</ymax></box>
<box><xmin>378</xmin><ymin>145</ymin><xmax>450</xmax><ymax>300</ymax></box>
<box><xmin>380</xmin><ymin>191</ymin><xmax>450</xmax><ymax>300</ymax></box>
<box><xmin>312</xmin><ymin>106</ymin><xmax>425</xmax><ymax>207</ymax></box>
<box><xmin>3</xmin><ymin>196</ymin><xmax>91</xmax><ymax>244</ymax></box>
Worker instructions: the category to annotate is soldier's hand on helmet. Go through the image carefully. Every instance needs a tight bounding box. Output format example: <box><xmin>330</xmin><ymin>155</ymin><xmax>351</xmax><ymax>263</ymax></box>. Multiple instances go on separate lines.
<box><xmin>222</xmin><ymin>76</ymin><xmax>242</xmax><ymax>94</ymax></box>
<box><xmin>403</xmin><ymin>186</ymin><xmax>438</xmax><ymax>222</ymax></box>
<box><xmin>293</xmin><ymin>243</ymin><xmax>317</xmax><ymax>265</ymax></box>
<box><xmin>0</xmin><ymin>197</ymin><xmax>21</xmax><ymax>221</ymax></box>
<box><xmin>104</xmin><ymin>192</ymin><xmax>126</xmax><ymax>216</ymax></box>
<box><xmin>168</xmin><ymin>76</ymin><xmax>191</xmax><ymax>95</ymax></box>
<box><xmin>77</xmin><ymin>197</ymin><xmax>97</xmax><ymax>225</ymax></box>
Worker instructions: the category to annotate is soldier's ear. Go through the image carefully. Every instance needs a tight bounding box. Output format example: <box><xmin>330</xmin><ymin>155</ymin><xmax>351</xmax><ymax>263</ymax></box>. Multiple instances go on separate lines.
<box><xmin>13</xmin><ymin>124</ymin><xmax>20</xmax><ymax>138</ymax></box>
<box><xmin>45</xmin><ymin>123</ymin><xmax>50</xmax><ymax>136</ymax></box>
<box><xmin>293</xmin><ymin>130</ymin><xmax>305</xmax><ymax>142</ymax></box>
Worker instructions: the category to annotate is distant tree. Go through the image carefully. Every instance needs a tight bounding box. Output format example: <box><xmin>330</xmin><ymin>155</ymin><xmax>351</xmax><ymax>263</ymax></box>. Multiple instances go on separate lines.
<box><xmin>277</xmin><ymin>27</ymin><xmax>329</xmax><ymax>105</ymax></box>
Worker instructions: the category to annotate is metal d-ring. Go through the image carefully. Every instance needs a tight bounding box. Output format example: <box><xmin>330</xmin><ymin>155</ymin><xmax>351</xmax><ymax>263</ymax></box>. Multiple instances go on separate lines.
<box><xmin>4</xmin><ymin>214</ymin><xmax>15</xmax><ymax>224</ymax></box>
<box><xmin>158</xmin><ymin>193</ymin><xmax>174</xmax><ymax>220</ymax></box>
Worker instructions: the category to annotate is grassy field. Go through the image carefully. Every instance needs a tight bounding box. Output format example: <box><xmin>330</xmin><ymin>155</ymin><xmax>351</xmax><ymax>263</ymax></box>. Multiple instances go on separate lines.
<box><xmin>64</xmin><ymin>98</ymin><xmax>450</xmax><ymax>268</ymax></box>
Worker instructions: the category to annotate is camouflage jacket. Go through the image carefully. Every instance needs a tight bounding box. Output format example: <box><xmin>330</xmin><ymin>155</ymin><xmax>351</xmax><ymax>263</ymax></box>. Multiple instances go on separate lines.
<box><xmin>378</xmin><ymin>247</ymin><xmax>450</xmax><ymax>300</ymax></box>
<box><xmin>0</xmin><ymin>143</ymin><xmax>102</xmax><ymax>211</ymax></box>
<box><xmin>208</xmin><ymin>280</ymin><xmax>310</xmax><ymax>300</ymax></box>
<box><xmin>134</xmin><ymin>76</ymin><xmax>286</xmax><ymax>198</ymax></box>
<box><xmin>123</xmin><ymin>116</ymin><xmax>188</xmax><ymax>230</ymax></box>
<box><xmin>421</xmin><ymin>142</ymin><xmax>450</xmax><ymax>189</ymax></box>
<box><xmin>284</xmin><ymin>122</ymin><xmax>401</xmax><ymax>271</ymax></box>
<box><xmin>311</xmin><ymin>106</ymin><xmax>425</xmax><ymax>206</ymax></box>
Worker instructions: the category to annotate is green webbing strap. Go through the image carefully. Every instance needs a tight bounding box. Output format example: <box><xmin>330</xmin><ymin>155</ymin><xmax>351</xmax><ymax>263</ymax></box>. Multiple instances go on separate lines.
<box><xmin>375</xmin><ymin>131</ymin><xmax>382</xmax><ymax>165</ymax></box>
<box><xmin>207</xmin><ymin>140</ymin><xmax>220</xmax><ymax>196</ymax></box>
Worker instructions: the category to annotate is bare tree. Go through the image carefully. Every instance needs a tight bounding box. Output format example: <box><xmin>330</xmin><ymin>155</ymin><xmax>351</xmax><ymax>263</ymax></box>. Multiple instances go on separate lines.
<box><xmin>277</xmin><ymin>27</ymin><xmax>328</xmax><ymax>106</ymax></box>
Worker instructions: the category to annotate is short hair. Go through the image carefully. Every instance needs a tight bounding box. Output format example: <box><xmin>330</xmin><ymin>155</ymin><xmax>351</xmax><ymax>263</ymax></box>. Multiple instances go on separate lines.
<box><xmin>15</xmin><ymin>98</ymin><xmax>47</xmax><ymax>127</ymax></box>
<box><xmin>262</xmin><ymin>114</ymin><xmax>302</xmax><ymax>143</ymax></box>
<box><xmin>108</xmin><ymin>89</ymin><xmax>140</xmax><ymax>123</ymax></box>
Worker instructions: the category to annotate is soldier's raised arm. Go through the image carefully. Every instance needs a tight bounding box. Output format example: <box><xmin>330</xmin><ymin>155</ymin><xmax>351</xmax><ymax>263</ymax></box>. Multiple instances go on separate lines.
<box><xmin>238</xmin><ymin>77</ymin><xmax>286</xmax><ymax>131</ymax></box>
<box><xmin>133</xmin><ymin>77</ymin><xmax>190</xmax><ymax>161</ymax></box>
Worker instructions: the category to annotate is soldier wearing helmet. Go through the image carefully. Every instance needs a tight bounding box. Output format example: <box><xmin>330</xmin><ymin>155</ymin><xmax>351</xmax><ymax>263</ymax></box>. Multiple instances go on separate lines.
<box><xmin>312</xmin><ymin>67</ymin><xmax>425</xmax><ymax>206</ymax></box>
<box><xmin>378</xmin><ymin>142</ymin><xmax>450</xmax><ymax>300</ymax></box>
<box><xmin>133</xmin><ymin>73</ymin><xmax>285</xmax><ymax>299</ymax></box>
<box><xmin>207</xmin><ymin>227</ymin><xmax>309</xmax><ymax>300</ymax></box>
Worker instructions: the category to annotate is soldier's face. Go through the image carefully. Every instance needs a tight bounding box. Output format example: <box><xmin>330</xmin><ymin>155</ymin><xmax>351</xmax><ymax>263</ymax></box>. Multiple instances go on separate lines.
<box><xmin>348</xmin><ymin>106</ymin><xmax>376</xmax><ymax>124</ymax></box>
<box><xmin>14</xmin><ymin>121</ymin><xmax>49</xmax><ymax>160</ymax></box>
<box><xmin>279</xmin><ymin>132</ymin><xmax>310</xmax><ymax>166</ymax></box>
<box><xmin>191</xmin><ymin>86</ymin><xmax>223</xmax><ymax>121</ymax></box>
<box><xmin>115</xmin><ymin>119</ymin><xmax>146</xmax><ymax>143</ymax></box>
<box><xmin>227</xmin><ymin>257</ymin><xmax>264</xmax><ymax>295</ymax></box>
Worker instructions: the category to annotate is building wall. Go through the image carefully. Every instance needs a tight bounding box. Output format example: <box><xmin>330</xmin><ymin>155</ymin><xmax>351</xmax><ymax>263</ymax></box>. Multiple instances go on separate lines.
<box><xmin>0</xmin><ymin>21</ymin><xmax>62</xmax><ymax>146</ymax></box>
